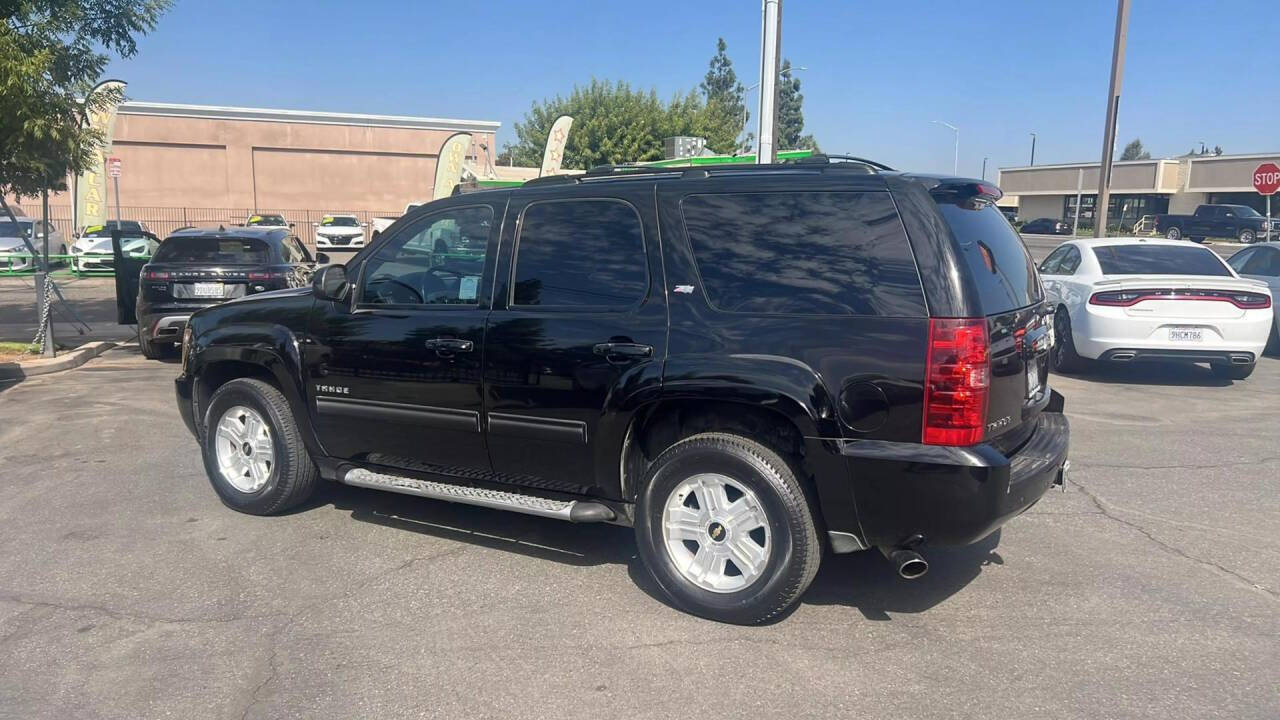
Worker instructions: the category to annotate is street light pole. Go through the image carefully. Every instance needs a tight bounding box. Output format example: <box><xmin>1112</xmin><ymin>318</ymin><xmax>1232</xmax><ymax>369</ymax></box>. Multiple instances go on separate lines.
<box><xmin>1094</xmin><ymin>0</ymin><xmax>1131</xmax><ymax>238</ymax></box>
<box><xmin>756</xmin><ymin>0</ymin><xmax>783</xmax><ymax>164</ymax></box>
<box><xmin>1029</xmin><ymin>133</ymin><xmax>1037</xmax><ymax>166</ymax></box>
<box><xmin>982</xmin><ymin>157</ymin><xmax>988</xmax><ymax>180</ymax></box>
<box><xmin>932</xmin><ymin>120</ymin><xmax>958</xmax><ymax>175</ymax></box>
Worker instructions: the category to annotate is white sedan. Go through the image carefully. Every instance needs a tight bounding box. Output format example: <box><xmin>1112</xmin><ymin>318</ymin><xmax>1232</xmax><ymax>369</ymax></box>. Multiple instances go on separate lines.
<box><xmin>314</xmin><ymin>214</ymin><xmax>366</xmax><ymax>248</ymax></box>
<box><xmin>1039</xmin><ymin>238</ymin><xmax>1273</xmax><ymax>380</ymax></box>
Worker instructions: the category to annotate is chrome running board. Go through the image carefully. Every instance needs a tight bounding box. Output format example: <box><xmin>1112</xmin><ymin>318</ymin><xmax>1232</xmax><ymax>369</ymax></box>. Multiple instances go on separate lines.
<box><xmin>342</xmin><ymin>468</ymin><xmax>615</xmax><ymax>523</ymax></box>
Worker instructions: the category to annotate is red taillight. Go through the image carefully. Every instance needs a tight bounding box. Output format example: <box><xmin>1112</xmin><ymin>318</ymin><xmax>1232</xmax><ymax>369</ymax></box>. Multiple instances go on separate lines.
<box><xmin>922</xmin><ymin>318</ymin><xmax>990</xmax><ymax>446</ymax></box>
<box><xmin>1090</xmin><ymin>289</ymin><xmax>1271</xmax><ymax>309</ymax></box>
<box><xmin>145</xmin><ymin>270</ymin><xmax>169</xmax><ymax>280</ymax></box>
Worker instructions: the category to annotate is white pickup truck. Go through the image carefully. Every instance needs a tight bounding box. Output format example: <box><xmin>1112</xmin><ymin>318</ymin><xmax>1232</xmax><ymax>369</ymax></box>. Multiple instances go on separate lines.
<box><xmin>370</xmin><ymin>202</ymin><xmax>425</xmax><ymax>240</ymax></box>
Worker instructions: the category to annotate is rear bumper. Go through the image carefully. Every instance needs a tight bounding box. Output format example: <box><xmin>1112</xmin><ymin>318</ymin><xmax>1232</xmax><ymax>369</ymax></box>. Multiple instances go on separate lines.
<box><xmin>1074</xmin><ymin>305</ymin><xmax>1271</xmax><ymax>360</ymax></box>
<box><xmin>1098</xmin><ymin>348</ymin><xmax>1255</xmax><ymax>365</ymax></box>
<box><xmin>834</xmin><ymin>402</ymin><xmax>1069</xmax><ymax>550</ymax></box>
<box><xmin>139</xmin><ymin>312</ymin><xmax>192</xmax><ymax>342</ymax></box>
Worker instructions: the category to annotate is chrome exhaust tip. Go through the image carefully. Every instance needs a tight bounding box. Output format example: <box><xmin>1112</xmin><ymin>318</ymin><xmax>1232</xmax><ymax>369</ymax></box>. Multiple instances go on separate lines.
<box><xmin>880</xmin><ymin>546</ymin><xmax>929</xmax><ymax>580</ymax></box>
<box><xmin>1110</xmin><ymin>352</ymin><xmax>1135</xmax><ymax>361</ymax></box>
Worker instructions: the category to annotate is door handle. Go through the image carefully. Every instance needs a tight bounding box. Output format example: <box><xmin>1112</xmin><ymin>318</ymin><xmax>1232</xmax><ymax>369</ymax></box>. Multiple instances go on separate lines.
<box><xmin>593</xmin><ymin>342</ymin><xmax>653</xmax><ymax>362</ymax></box>
<box><xmin>424</xmin><ymin>338</ymin><xmax>474</xmax><ymax>355</ymax></box>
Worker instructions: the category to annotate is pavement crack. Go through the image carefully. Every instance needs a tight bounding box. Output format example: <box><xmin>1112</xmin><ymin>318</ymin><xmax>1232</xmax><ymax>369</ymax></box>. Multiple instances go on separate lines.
<box><xmin>0</xmin><ymin>592</ymin><xmax>289</xmax><ymax>632</ymax></box>
<box><xmin>1077</xmin><ymin>456</ymin><xmax>1280</xmax><ymax>471</ymax></box>
<box><xmin>1071</xmin><ymin>479</ymin><xmax>1277</xmax><ymax>602</ymax></box>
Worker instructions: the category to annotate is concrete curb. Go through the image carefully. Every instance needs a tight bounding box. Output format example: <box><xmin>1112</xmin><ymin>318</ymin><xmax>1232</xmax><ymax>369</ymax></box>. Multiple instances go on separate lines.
<box><xmin>0</xmin><ymin>341</ymin><xmax>118</xmax><ymax>380</ymax></box>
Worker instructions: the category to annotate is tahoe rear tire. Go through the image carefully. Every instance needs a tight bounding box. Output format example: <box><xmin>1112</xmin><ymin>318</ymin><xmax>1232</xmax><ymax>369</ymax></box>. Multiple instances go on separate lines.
<box><xmin>634</xmin><ymin>432</ymin><xmax>821</xmax><ymax>625</ymax></box>
<box><xmin>201</xmin><ymin>378</ymin><xmax>317</xmax><ymax>515</ymax></box>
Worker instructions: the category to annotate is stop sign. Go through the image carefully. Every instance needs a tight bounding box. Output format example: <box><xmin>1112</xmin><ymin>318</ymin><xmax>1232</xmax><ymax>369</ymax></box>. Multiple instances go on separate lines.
<box><xmin>1254</xmin><ymin>162</ymin><xmax>1280</xmax><ymax>196</ymax></box>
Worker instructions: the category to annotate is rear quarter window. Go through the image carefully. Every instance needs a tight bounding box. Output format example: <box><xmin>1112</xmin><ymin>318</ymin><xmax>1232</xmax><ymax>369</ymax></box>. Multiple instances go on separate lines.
<box><xmin>680</xmin><ymin>191</ymin><xmax>926</xmax><ymax>316</ymax></box>
<box><xmin>935</xmin><ymin>200</ymin><xmax>1042</xmax><ymax>314</ymax></box>
<box><xmin>1093</xmin><ymin>244</ymin><xmax>1231</xmax><ymax>276</ymax></box>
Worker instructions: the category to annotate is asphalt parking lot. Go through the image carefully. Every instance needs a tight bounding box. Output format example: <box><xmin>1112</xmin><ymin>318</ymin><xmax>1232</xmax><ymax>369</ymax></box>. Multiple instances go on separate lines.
<box><xmin>0</xmin><ymin>238</ymin><xmax>1277</xmax><ymax>719</ymax></box>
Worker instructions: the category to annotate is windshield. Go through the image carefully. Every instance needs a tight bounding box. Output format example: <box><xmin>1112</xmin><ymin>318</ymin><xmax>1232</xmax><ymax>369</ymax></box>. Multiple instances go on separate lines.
<box><xmin>321</xmin><ymin>216</ymin><xmax>359</xmax><ymax>227</ymax></box>
<box><xmin>151</xmin><ymin>237</ymin><xmax>270</xmax><ymax>264</ymax></box>
<box><xmin>247</xmin><ymin>215</ymin><xmax>285</xmax><ymax>226</ymax></box>
<box><xmin>1230</xmin><ymin>206</ymin><xmax>1261</xmax><ymax>218</ymax></box>
<box><xmin>1094</xmin><ymin>244</ymin><xmax>1231</xmax><ymax>276</ymax></box>
<box><xmin>0</xmin><ymin>221</ymin><xmax>33</xmax><ymax>238</ymax></box>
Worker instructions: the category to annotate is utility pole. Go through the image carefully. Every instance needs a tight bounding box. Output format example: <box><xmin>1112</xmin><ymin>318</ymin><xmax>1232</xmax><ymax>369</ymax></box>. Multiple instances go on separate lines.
<box><xmin>1029</xmin><ymin>133</ymin><xmax>1037</xmax><ymax>166</ymax></box>
<box><xmin>1094</xmin><ymin>0</ymin><xmax>1131</xmax><ymax>238</ymax></box>
<box><xmin>981</xmin><ymin>157</ymin><xmax>988</xmax><ymax>180</ymax></box>
<box><xmin>756</xmin><ymin>0</ymin><xmax>782</xmax><ymax>164</ymax></box>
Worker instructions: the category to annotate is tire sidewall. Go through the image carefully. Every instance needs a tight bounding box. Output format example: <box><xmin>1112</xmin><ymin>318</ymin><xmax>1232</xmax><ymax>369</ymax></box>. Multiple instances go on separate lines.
<box><xmin>1239</xmin><ymin>229</ymin><xmax>1256</xmax><ymax>244</ymax></box>
<box><xmin>1166</xmin><ymin>228</ymin><xmax>1181</xmax><ymax>240</ymax></box>
<box><xmin>635</xmin><ymin>438</ymin><xmax>810</xmax><ymax>623</ymax></box>
<box><xmin>202</xmin><ymin>381</ymin><xmax>295</xmax><ymax>513</ymax></box>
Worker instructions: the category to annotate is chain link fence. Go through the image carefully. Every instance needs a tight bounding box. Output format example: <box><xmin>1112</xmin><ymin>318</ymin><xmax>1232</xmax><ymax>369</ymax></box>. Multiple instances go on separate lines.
<box><xmin>9</xmin><ymin>204</ymin><xmax>401</xmax><ymax>250</ymax></box>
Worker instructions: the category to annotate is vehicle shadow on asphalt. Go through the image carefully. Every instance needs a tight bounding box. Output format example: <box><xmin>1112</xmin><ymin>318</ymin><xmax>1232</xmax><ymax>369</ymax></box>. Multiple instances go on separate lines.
<box><xmin>1055</xmin><ymin>362</ymin><xmax>1235</xmax><ymax>387</ymax></box>
<box><xmin>315</xmin><ymin>481</ymin><xmax>1002</xmax><ymax>622</ymax></box>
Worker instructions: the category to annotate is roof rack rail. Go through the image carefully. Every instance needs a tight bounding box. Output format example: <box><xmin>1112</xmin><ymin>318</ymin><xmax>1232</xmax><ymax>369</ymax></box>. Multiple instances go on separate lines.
<box><xmin>522</xmin><ymin>174</ymin><xmax>580</xmax><ymax>187</ymax></box>
<box><xmin>793</xmin><ymin>154</ymin><xmax>895</xmax><ymax>171</ymax></box>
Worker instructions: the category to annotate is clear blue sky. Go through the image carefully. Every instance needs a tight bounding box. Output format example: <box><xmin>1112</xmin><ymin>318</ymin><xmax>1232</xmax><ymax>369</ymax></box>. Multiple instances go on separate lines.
<box><xmin>106</xmin><ymin>0</ymin><xmax>1279</xmax><ymax>177</ymax></box>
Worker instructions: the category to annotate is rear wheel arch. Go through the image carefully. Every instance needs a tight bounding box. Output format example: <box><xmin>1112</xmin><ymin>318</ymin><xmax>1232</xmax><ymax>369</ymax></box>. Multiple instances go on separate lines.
<box><xmin>620</xmin><ymin>398</ymin><xmax>819</xmax><ymax>509</ymax></box>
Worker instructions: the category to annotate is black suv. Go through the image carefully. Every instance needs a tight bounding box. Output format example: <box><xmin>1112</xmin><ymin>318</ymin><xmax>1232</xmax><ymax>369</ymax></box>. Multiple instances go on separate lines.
<box><xmin>137</xmin><ymin>226</ymin><xmax>319</xmax><ymax>359</ymax></box>
<box><xmin>175</xmin><ymin>161</ymin><xmax>1069</xmax><ymax>624</ymax></box>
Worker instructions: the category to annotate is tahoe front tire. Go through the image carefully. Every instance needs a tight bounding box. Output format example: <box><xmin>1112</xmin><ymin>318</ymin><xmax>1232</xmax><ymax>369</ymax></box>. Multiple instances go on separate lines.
<box><xmin>634</xmin><ymin>432</ymin><xmax>821</xmax><ymax>625</ymax></box>
<box><xmin>201</xmin><ymin>378</ymin><xmax>317</xmax><ymax>515</ymax></box>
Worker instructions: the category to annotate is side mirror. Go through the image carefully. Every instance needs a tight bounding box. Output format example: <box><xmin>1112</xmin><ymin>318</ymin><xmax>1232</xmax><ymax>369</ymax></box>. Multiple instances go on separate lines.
<box><xmin>314</xmin><ymin>251</ymin><xmax>330</xmax><ymax>264</ymax></box>
<box><xmin>288</xmin><ymin>222</ymin><xmax>295</xmax><ymax>229</ymax></box>
<box><xmin>312</xmin><ymin>263</ymin><xmax>348</xmax><ymax>302</ymax></box>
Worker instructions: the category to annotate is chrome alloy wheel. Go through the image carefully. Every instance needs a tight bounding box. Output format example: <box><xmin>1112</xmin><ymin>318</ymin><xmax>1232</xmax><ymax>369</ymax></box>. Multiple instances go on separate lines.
<box><xmin>661</xmin><ymin>473</ymin><xmax>771</xmax><ymax>593</ymax></box>
<box><xmin>214</xmin><ymin>405</ymin><xmax>275</xmax><ymax>493</ymax></box>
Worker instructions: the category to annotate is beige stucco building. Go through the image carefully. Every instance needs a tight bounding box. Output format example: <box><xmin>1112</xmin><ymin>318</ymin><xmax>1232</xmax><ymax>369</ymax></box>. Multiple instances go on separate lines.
<box><xmin>997</xmin><ymin>152</ymin><xmax>1280</xmax><ymax>230</ymax></box>
<box><xmin>107</xmin><ymin>101</ymin><xmax>501</xmax><ymax>212</ymax></box>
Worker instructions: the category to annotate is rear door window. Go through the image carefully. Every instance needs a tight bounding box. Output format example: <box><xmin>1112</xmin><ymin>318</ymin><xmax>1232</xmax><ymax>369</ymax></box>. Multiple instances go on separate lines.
<box><xmin>680</xmin><ymin>191</ymin><xmax>925</xmax><ymax>316</ymax></box>
<box><xmin>152</xmin><ymin>237</ymin><xmax>270</xmax><ymax>264</ymax></box>
<box><xmin>512</xmin><ymin>199</ymin><xmax>648</xmax><ymax>308</ymax></box>
<box><xmin>935</xmin><ymin>199</ymin><xmax>1042</xmax><ymax>313</ymax></box>
<box><xmin>1093</xmin><ymin>244</ymin><xmax>1230</xmax><ymax>276</ymax></box>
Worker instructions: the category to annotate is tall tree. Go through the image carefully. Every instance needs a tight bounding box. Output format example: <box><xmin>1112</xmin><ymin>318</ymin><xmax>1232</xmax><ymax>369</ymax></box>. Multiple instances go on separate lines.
<box><xmin>1119</xmin><ymin>138</ymin><xmax>1152</xmax><ymax>161</ymax></box>
<box><xmin>507</xmin><ymin>80</ymin><xmax>714</xmax><ymax>170</ymax></box>
<box><xmin>0</xmin><ymin>1</ymin><xmax>170</xmax><ymax>201</ymax></box>
<box><xmin>699</xmin><ymin>37</ymin><xmax>747</xmax><ymax>153</ymax></box>
<box><xmin>776</xmin><ymin>59</ymin><xmax>818</xmax><ymax>151</ymax></box>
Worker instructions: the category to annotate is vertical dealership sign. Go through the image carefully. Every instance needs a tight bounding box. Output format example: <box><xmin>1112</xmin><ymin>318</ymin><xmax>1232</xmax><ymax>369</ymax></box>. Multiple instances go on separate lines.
<box><xmin>539</xmin><ymin>115</ymin><xmax>573</xmax><ymax>177</ymax></box>
<box><xmin>432</xmin><ymin>132</ymin><xmax>472</xmax><ymax>201</ymax></box>
<box><xmin>76</xmin><ymin>79</ymin><xmax>126</xmax><ymax>230</ymax></box>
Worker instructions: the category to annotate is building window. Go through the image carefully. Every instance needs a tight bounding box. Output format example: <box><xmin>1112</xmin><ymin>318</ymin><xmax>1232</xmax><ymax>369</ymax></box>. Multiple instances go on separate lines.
<box><xmin>1063</xmin><ymin>194</ymin><xmax>1169</xmax><ymax>231</ymax></box>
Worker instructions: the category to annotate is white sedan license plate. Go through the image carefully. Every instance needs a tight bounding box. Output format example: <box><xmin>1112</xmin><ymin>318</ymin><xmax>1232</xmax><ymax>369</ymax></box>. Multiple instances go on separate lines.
<box><xmin>1169</xmin><ymin>327</ymin><xmax>1202</xmax><ymax>342</ymax></box>
<box><xmin>1026</xmin><ymin>359</ymin><xmax>1041</xmax><ymax>396</ymax></box>
<box><xmin>192</xmin><ymin>282</ymin><xmax>224</xmax><ymax>298</ymax></box>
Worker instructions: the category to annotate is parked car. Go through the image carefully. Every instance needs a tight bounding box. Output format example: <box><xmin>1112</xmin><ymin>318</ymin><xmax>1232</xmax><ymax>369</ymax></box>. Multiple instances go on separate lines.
<box><xmin>136</xmin><ymin>227</ymin><xmax>322</xmax><ymax>359</ymax></box>
<box><xmin>314</xmin><ymin>214</ymin><xmax>366</xmax><ymax>248</ymax></box>
<box><xmin>245</xmin><ymin>213</ymin><xmax>292</xmax><ymax>229</ymax></box>
<box><xmin>75</xmin><ymin>219</ymin><xmax>150</xmax><ymax>239</ymax></box>
<box><xmin>0</xmin><ymin>218</ymin><xmax>66</xmax><ymax>271</ymax></box>
<box><xmin>999</xmin><ymin>207</ymin><xmax>1019</xmax><ymax>224</ymax></box>
<box><xmin>175</xmin><ymin>161</ymin><xmax>1069</xmax><ymax>624</ymax></box>
<box><xmin>1021</xmin><ymin>217</ymin><xmax>1072</xmax><ymax>235</ymax></box>
<box><xmin>1039</xmin><ymin>238</ymin><xmax>1272</xmax><ymax>379</ymax></box>
<box><xmin>72</xmin><ymin>221</ymin><xmax>157</xmax><ymax>271</ymax></box>
<box><xmin>370</xmin><ymin>201</ymin><xmax>426</xmax><ymax>240</ymax></box>
<box><xmin>1227</xmin><ymin>244</ymin><xmax>1280</xmax><ymax>354</ymax></box>
<box><xmin>1152</xmin><ymin>204</ymin><xmax>1277</xmax><ymax>244</ymax></box>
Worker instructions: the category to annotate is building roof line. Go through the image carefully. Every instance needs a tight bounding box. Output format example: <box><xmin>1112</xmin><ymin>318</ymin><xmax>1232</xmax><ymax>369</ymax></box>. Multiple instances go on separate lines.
<box><xmin>999</xmin><ymin>158</ymin><xmax>1177</xmax><ymax>172</ymax></box>
<box><xmin>118</xmin><ymin>101</ymin><xmax>501</xmax><ymax>133</ymax></box>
